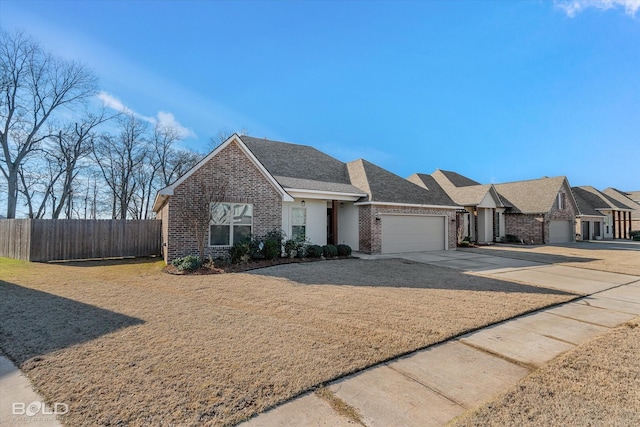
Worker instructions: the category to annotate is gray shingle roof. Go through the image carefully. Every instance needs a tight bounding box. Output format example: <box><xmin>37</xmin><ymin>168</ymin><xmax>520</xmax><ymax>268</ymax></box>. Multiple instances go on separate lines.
<box><xmin>273</xmin><ymin>176</ymin><xmax>366</xmax><ymax>195</ymax></box>
<box><xmin>348</xmin><ymin>160</ymin><xmax>457</xmax><ymax>206</ymax></box>
<box><xmin>603</xmin><ymin>188</ymin><xmax>640</xmax><ymax>219</ymax></box>
<box><xmin>428</xmin><ymin>170</ymin><xmax>501</xmax><ymax>206</ymax></box>
<box><xmin>627</xmin><ymin>191</ymin><xmax>640</xmax><ymax>202</ymax></box>
<box><xmin>440</xmin><ymin>170</ymin><xmax>481</xmax><ymax>187</ymax></box>
<box><xmin>240</xmin><ymin>135</ymin><xmax>351</xmax><ymax>184</ymax></box>
<box><xmin>575</xmin><ymin>186</ymin><xmax>633</xmax><ymax>210</ymax></box>
<box><xmin>494</xmin><ymin>176</ymin><xmax>567</xmax><ymax>214</ymax></box>
<box><xmin>407</xmin><ymin>173</ymin><xmax>458</xmax><ymax>205</ymax></box>
<box><xmin>571</xmin><ymin>188</ymin><xmax>606</xmax><ymax>217</ymax></box>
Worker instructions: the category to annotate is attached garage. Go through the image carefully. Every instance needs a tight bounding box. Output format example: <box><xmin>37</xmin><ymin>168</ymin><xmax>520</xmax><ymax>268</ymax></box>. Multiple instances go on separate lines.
<box><xmin>549</xmin><ymin>220</ymin><xmax>572</xmax><ymax>244</ymax></box>
<box><xmin>381</xmin><ymin>215</ymin><xmax>446</xmax><ymax>253</ymax></box>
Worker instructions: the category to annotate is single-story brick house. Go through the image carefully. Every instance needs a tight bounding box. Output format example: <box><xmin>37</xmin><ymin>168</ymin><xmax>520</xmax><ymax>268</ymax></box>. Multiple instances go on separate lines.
<box><xmin>410</xmin><ymin>171</ymin><xmax>578</xmax><ymax>244</ymax></box>
<box><xmin>602</xmin><ymin>188</ymin><xmax>640</xmax><ymax>233</ymax></box>
<box><xmin>573</xmin><ymin>186</ymin><xmax>634</xmax><ymax>239</ymax></box>
<box><xmin>153</xmin><ymin>134</ymin><xmax>460</xmax><ymax>263</ymax></box>
<box><xmin>410</xmin><ymin>170</ymin><xmax>505</xmax><ymax>244</ymax></box>
<box><xmin>571</xmin><ymin>187</ymin><xmax>606</xmax><ymax>240</ymax></box>
<box><xmin>493</xmin><ymin>176</ymin><xmax>579</xmax><ymax>244</ymax></box>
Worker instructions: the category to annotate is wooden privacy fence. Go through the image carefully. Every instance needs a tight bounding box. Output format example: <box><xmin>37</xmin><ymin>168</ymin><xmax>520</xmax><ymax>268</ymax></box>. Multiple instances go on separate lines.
<box><xmin>0</xmin><ymin>219</ymin><xmax>162</xmax><ymax>262</ymax></box>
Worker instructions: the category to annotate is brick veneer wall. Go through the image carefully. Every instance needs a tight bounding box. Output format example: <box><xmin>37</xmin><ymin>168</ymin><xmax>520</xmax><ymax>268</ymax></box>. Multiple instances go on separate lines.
<box><xmin>504</xmin><ymin>213</ymin><xmax>545</xmax><ymax>244</ymax></box>
<box><xmin>358</xmin><ymin>204</ymin><xmax>457</xmax><ymax>254</ymax></box>
<box><xmin>504</xmin><ymin>185</ymin><xmax>577</xmax><ymax>244</ymax></box>
<box><xmin>164</xmin><ymin>141</ymin><xmax>282</xmax><ymax>263</ymax></box>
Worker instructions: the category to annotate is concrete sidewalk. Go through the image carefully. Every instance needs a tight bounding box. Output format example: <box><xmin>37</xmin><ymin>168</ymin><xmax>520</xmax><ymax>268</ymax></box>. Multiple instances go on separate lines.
<box><xmin>0</xmin><ymin>355</ymin><xmax>62</xmax><ymax>427</ymax></box>
<box><xmin>241</xmin><ymin>256</ymin><xmax>640</xmax><ymax>426</ymax></box>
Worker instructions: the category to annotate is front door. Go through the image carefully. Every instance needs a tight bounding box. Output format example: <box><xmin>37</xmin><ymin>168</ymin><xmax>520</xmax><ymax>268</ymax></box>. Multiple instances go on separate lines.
<box><xmin>326</xmin><ymin>201</ymin><xmax>339</xmax><ymax>245</ymax></box>
<box><xmin>582</xmin><ymin>221</ymin><xmax>590</xmax><ymax>240</ymax></box>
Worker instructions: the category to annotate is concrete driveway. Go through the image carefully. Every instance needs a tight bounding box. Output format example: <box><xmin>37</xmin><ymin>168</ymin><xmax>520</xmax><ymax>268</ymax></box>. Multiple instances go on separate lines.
<box><xmin>357</xmin><ymin>248</ymin><xmax>637</xmax><ymax>295</ymax></box>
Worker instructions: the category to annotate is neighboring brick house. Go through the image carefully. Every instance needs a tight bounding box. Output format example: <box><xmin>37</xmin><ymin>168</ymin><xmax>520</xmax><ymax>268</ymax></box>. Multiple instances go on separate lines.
<box><xmin>573</xmin><ymin>186</ymin><xmax>634</xmax><ymax>239</ymax></box>
<box><xmin>602</xmin><ymin>188</ymin><xmax>640</xmax><ymax>234</ymax></box>
<box><xmin>572</xmin><ymin>187</ymin><xmax>606</xmax><ymax>240</ymax></box>
<box><xmin>153</xmin><ymin>134</ymin><xmax>460</xmax><ymax>263</ymax></box>
<box><xmin>493</xmin><ymin>176</ymin><xmax>578</xmax><ymax>244</ymax></box>
<box><xmin>411</xmin><ymin>170</ymin><xmax>505</xmax><ymax>244</ymax></box>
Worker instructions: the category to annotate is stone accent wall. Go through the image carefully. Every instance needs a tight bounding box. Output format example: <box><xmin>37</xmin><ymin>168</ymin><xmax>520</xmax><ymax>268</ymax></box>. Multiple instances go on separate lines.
<box><xmin>165</xmin><ymin>141</ymin><xmax>282</xmax><ymax>263</ymax></box>
<box><xmin>358</xmin><ymin>204</ymin><xmax>457</xmax><ymax>254</ymax></box>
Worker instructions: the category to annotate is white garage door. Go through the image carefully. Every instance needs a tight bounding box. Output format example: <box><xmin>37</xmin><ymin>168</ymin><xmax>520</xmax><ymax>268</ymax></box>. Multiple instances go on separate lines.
<box><xmin>549</xmin><ymin>220</ymin><xmax>572</xmax><ymax>244</ymax></box>
<box><xmin>381</xmin><ymin>215</ymin><xmax>445</xmax><ymax>253</ymax></box>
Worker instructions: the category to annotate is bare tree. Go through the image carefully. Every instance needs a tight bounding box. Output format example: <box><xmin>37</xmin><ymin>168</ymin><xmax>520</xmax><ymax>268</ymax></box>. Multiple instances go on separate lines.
<box><xmin>17</xmin><ymin>158</ymin><xmax>53</xmax><ymax>218</ymax></box>
<box><xmin>206</xmin><ymin>128</ymin><xmax>248</xmax><ymax>153</ymax></box>
<box><xmin>0</xmin><ymin>29</ymin><xmax>98</xmax><ymax>218</ymax></box>
<box><xmin>92</xmin><ymin>114</ymin><xmax>147</xmax><ymax>219</ymax></box>
<box><xmin>47</xmin><ymin>111</ymin><xmax>111</xmax><ymax>218</ymax></box>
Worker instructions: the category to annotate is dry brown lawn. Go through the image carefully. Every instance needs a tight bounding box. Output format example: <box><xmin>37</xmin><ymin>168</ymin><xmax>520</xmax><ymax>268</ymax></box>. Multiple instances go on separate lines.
<box><xmin>452</xmin><ymin>318</ymin><xmax>640</xmax><ymax>427</ymax></box>
<box><xmin>0</xmin><ymin>256</ymin><xmax>574</xmax><ymax>426</ymax></box>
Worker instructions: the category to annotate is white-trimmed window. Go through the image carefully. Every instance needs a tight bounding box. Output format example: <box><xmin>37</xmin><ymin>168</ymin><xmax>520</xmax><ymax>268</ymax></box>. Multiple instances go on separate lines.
<box><xmin>291</xmin><ymin>207</ymin><xmax>306</xmax><ymax>241</ymax></box>
<box><xmin>209</xmin><ymin>203</ymin><xmax>253</xmax><ymax>246</ymax></box>
<box><xmin>557</xmin><ymin>193</ymin><xmax>566</xmax><ymax>210</ymax></box>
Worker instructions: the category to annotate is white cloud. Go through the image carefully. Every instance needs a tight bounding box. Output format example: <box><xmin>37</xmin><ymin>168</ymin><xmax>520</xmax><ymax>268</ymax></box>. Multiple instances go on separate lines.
<box><xmin>555</xmin><ymin>0</ymin><xmax>640</xmax><ymax>17</ymax></box>
<box><xmin>156</xmin><ymin>111</ymin><xmax>197</xmax><ymax>139</ymax></box>
<box><xmin>97</xmin><ymin>91</ymin><xmax>196</xmax><ymax>139</ymax></box>
<box><xmin>97</xmin><ymin>91</ymin><xmax>134</xmax><ymax>115</ymax></box>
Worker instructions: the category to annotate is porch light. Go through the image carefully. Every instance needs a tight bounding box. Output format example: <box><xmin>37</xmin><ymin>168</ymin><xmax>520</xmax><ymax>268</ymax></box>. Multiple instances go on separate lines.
<box><xmin>301</xmin><ymin>200</ymin><xmax>305</xmax><ymax>207</ymax></box>
<box><xmin>340</xmin><ymin>202</ymin><xmax>344</xmax><ymax>208</ymax></box>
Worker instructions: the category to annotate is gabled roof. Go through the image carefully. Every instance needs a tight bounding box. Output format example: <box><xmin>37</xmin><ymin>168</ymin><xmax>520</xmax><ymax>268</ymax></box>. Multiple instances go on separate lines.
<box><xmin>439</xmin><ymin>170</ymin><xmax>481</xmax><ymax>187</ymax></box>
<box><xmin>627</xmin><ymin>191</ymin><xmax>640</xmax><ymax>202</ymax></box>
<box><xmin>427</xmin><ymin>170</ymin><xmax>502</xmax><ymax>207</ymax></box>
<box><xmin>406</xmin><ymin>173</ymin><xmax>458</xmax><ymax>205</ymax></box>
<box><xmin>152</xmin><ymin>134</ymin><xmax>294</xmax><ymax>211</ymax></box>
<box><xmin>348</xmin><ymin>160</ymin><xmax>459</xmax><ymax>207</ymax></box>
<box><xmin>493</xmin><ymin>176</ymin><xmax>572</xmax><ymax>214</ymax></box>
<box><xmin>240</xmin><ymin>136</ymin><xmax>351</xmax><ymax>184</ymax></box>
<box><xmin>239</xmin><ymin>136</ymin><xmax>367</xmax><ymax>197</ymax></box>
<box><xmin>571</xmin><ymin>188</ymin><xmax>606</xmax><ymax>217</ymax></box>
<box><xmin>603</xmin><ymin>188</ymin><xmax>640</xmax><ymax>219</ymax></box>
<box><xmin>574</xmin><ymin>186</ymin><xmax>633</xmax><ymax>211</ymax></box>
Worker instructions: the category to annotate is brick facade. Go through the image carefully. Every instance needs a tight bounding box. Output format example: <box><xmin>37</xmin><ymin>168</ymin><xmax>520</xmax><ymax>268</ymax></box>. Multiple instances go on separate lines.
<box><xmin>358</xmin><ymin>204</ymin><xmax>457</xmax><ymax>254</ymax></box>
<box><xmin>504</xmin><ymin>183</ymin><xmax>577</xmax><ymax>244</ymax></box>
<box><xmin>163</xmin><ymin>141</ymin><xmax>282</xmax><ymax>263</ymax></box>
<box><xmin>504</xmin><ymin>213</ymin><xmax>545</xmax><ymax>244</ymax></box>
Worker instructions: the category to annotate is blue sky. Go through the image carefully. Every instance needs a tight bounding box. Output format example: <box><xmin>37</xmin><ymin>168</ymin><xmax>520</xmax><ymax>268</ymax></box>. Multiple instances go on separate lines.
<box><xmin>2</xmin><ymin>0</ymin><xmax>639</xmax><ymax>190</ymax></box>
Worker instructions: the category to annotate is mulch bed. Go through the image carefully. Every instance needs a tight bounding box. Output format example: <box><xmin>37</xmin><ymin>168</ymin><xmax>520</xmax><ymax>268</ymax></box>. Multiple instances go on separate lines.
<box><xmin>163</xmin><ymin>256</ymin><xmax>353</xmax><ymax>275</ymax></box>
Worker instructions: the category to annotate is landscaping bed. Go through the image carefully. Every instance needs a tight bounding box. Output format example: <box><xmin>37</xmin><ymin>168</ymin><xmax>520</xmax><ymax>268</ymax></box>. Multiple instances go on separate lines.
<box><xmin>163</xmin><ymin>255</ymin><xmax>354</xmax><ymax>275</ymax></box>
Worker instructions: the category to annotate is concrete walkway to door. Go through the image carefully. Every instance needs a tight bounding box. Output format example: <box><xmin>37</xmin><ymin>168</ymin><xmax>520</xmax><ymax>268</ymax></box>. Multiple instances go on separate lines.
<box><xmin>241</xmin><ymin>248</ymin><xmax>640</xmax><ymax>427</ymax></box>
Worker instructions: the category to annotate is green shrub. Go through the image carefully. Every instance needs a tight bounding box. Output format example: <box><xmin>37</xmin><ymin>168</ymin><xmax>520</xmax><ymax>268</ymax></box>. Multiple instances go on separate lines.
<box><xmin>284</xmin><ymin>239</ymin><xmax>306</xmax><ymax>258</ymax></box>
<box><xmin>306</xmin><ymin>244</ymin><xmax>323</xmax><ymax>258</ymax></box>
<box><xmin>171</xmin><ymin>255</ymin><xmax>202</xmax><ymax>272</ymax></box>
<box><xmin>630</xmin><ymin>230</ymin><xmax>640</xmax><ymax>238</ymax></box>
<box><xmin>230</xmin><ymin>241</ymin><xmax>251</xmax><ymax>264</ymax></box>
<box><xmin>214</xmin><ymin>256</ymin><xmax>230</xmax><ymax>267</ymax></box>
<box><xmin>505</xmin><ymin>234</ymin><xmax>520</xmax><ymax>243</ymax></box>
<box><xmin>322</xmin><ymin>244</ymin><xmax>338</xmax><ymax>258</ymax></box>
<box><xmin>264</xmin><ymin>238</ymin><xmax>281</xmax><ymax>260</ymax></box>
<box><xmin>336</xmin><ymin>244</ymin><xmax>352</xmax><ymax>257</ymax></box>
<box><xmin>634</xmin><ymin>235</ymin><xmax>640</xmax><ymax>241</ymax></box>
